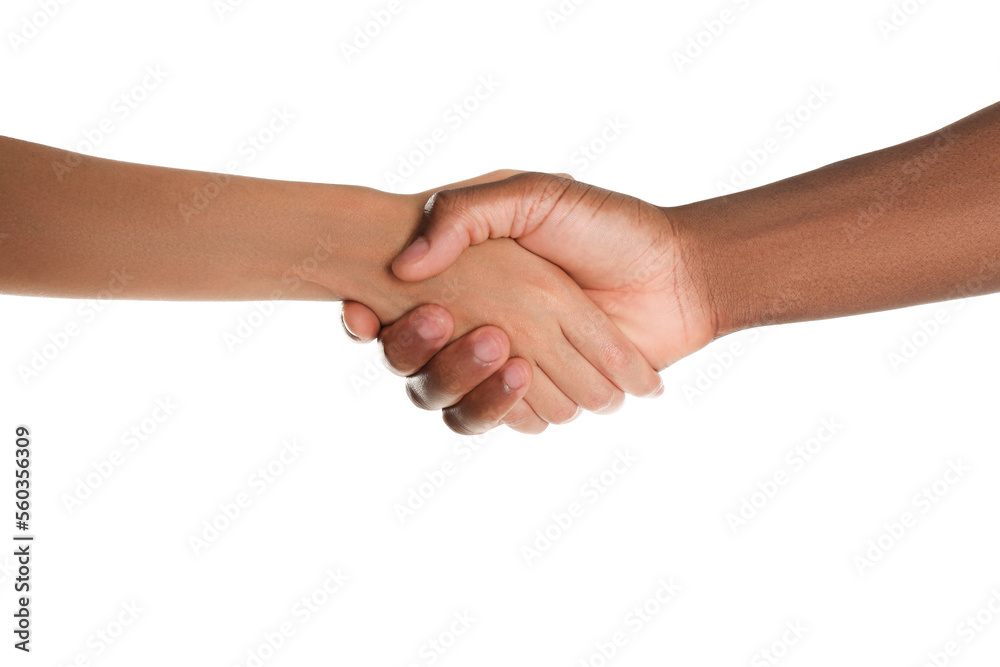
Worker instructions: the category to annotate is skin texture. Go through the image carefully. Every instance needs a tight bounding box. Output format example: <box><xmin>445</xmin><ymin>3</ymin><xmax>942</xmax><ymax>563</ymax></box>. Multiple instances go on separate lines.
<box><xmin>0</xmin><ymin>138</ymin><xmax>662</xmax><ymax>427</ymax></box>
<box><xmin>346</xmin><ymin>100</ymin><xmax>1000</xmax><ymax>434</ymax></box>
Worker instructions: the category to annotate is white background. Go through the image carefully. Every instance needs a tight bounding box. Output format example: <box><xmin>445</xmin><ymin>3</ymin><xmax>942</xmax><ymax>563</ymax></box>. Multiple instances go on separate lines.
<box><xmin>2</xmin><ymin>0</ymin><xmax>1000</xmax><ymax>665</ymax></box>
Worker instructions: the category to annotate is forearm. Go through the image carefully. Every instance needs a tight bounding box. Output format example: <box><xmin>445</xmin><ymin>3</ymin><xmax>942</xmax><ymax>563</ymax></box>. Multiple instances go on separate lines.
<box><xmin>674</xmin><ymin>101</ymin><xmax>1000</xmax><ymax>335</ymax></box>
<box><xmin>0</xmin><ymin>135</ymin><xmax>406</xmax><ymax>303</ymax></box>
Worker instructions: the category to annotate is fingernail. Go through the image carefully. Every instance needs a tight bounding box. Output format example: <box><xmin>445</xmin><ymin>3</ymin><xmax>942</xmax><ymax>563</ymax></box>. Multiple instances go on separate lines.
<box><xmin>473</xmin><ymin>333</ymin><xmax>501</xmax><ymax>363</ymax></box>
<box><xmin>652</xmin><ymin>382</ymin><xmax>664</xmax><ymax>398</ymax></box>
<box><xmin>396</xmin><ymin>236</ymin><xmax>429</xmax><ymax>265</ymax></box>
<box><xmin>340</xmin><ymin>311</ymin><xmax>362</xmax><ymax>342</ymax></box>
<box><xmin>503</xmin><ymin>363</ymin><xmax>527</xmax><ymax>391</ymax></box>
<box><xmin>413</xmin><ymin>314</ymin><xmax>445</xmax><ymax>341</ymax></box>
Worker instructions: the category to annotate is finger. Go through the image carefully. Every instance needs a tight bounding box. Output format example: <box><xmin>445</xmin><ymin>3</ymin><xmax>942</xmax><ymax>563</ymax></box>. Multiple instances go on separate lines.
<box><xmin>441</xmin><ymin>359</ymin><xmax>532</xmax><ymax>435</ymax></box>
<box><xmin>541</xmin><ymin>340</ymin><xmax>626</xmax><ymax>414</ymax></box>
<box><xmin>405</xmin><ymin>326</ymin><xmax>511</xmax><ymax>410</ymax></box>
<box><xmin>393</xmin><ymin>172</ymin><xmax>581</xmax><ymax>283</ymax></box>
<box><xmin>377</xmin><ymin>304</ymin><xmax>454</xmax><ymax>376</ymax></box>
<box><xmin>501</xmin><ymin>399</ymin><xmax>549</xmax><ymax>434</ymax></box>
<box><xmin>341</xmin><ymin>301</ymin><xmax>382</xmax><ymax>343</ymax></box>
<box><xmin>561</xmin><ymin>308</ymin><xmax>664</xmax><ymax>398</ymax></box>
<box><xmin>523</xmin><ymin>365</ymin><xmax>582</xmax><ymax>425</ymax></box>
<box><xmin>392</xmin><ymin>175</ymin><xmax>539</xmax><ymax>283</ymax></box>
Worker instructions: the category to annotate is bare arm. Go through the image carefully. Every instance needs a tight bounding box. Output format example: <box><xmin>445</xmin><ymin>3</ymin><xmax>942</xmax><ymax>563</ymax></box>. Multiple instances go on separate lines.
<box><xmin>679</xmin><ymin>101</ymin><xmax>1000</xmax><ymax>334</ymax></box>
<box><xmin>0</xmin><ymin>135</ymin><xmax>395</xmax><ymax>302</ymax></box>
<box><xmin>0</xmin><ymin>137</ymin><xmax>661</xmax><ymax>428</ymax></box>
<box><xmin>353</xmin><ymin>100</ymin><xmax>1000</xmax><ymax>433</ymax></box>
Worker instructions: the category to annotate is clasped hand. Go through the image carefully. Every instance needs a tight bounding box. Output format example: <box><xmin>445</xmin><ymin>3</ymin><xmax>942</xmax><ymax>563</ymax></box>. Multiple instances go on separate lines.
<box><xmin>342</xmin><ymin>171</ymin><xmax>718</xmax><ymax>435</ymax></box>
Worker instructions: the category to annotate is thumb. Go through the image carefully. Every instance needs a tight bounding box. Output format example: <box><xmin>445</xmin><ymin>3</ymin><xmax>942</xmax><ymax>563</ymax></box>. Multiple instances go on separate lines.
<box><xmin>392</xmin><ymin>172</ymin><xmax>567</xmax><ymax>283</ymax></box>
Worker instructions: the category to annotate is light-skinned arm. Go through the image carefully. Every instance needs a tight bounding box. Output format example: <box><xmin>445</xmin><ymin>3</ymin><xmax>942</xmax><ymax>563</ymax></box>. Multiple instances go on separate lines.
<box><xmin>0</xmin><ymin>137</ymin><xmax>662</xmax><ymax>427</ymax></box>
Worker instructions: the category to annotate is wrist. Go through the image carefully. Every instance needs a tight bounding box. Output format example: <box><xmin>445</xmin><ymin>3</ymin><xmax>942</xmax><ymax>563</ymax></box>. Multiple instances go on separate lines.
<box><xmin>288</xmin><ymin>184</ymin><xmax>426</xmax><ymax>318</ymax></box>
<box><xmin>664</xmin><ymin>197</ymin><xmax>762</xmax><ymax>339</ymax></box>
<box><xmin>668</xmin><ymin>192</ymin><xmax>815</xmax><ymax>338</ymax></box>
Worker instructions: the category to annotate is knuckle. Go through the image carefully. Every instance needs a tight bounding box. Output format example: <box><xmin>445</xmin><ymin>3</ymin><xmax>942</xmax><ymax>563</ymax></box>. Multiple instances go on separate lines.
<box><xmin>414</xmin><ymin>302</ymin><xmax>451</xmax><ymax>324</ymax></box>
<box><xmin>434</xmin><ymin>365</ymin><xmax>468</xmax><ymax>398</ymax></box>
<box><xmin>380</xmin><ymin>339</ymin><xmax>419</xmax><ymax>376</ymax></box>
<box><xmin>428</xmin><ymin>188</ymin><xmax>488</xmax><ymax>242</ymax></box>
<box><xmin>582</xmin><ymin>386</ymin><xmax>620</xmax><ymax>413</ymax></box>
<box><xmin>596</xmin><ymin>389</ymin><xmax>625</xmax><ymax>414</ymax></box>
<box><xmin>515</xmin><ymin>171</ymin><xmax>555</xmax><ymax>191</ymax></box>
<box><xmin>600</xmin><ymin>340</ymin><xmax>633</xmax><ymax>377</ymax></box>
<box><xmin>520</xmin><ymin>171</ymin><xmax>567</xmax><ymax>204</ymax></box>
<box><xmin>424</xmin><ymin>349</ymin><xmax>473</xmax><ymax>393</ymax></box>
<box><xmin>428</xmin><ymin>187</ymin><xmax>461</xmax><ymax>216</ymax></box>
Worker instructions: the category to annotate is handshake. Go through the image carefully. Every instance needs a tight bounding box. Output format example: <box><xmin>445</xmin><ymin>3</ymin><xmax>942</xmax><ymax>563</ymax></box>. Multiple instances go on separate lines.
<box><xmin>334</xmin><ymin>99</ymin><xmax>1000</xmax><ymax>434</ymax></box>
<box><xmin>338</xmin><ymin>170</ymin><xmax>719</xmax><ymax>435</ymax></box>
<box><xmin>3</xmin><ymin>98</ymin><xmax>996</xmax><ymax>434</ymax></box>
